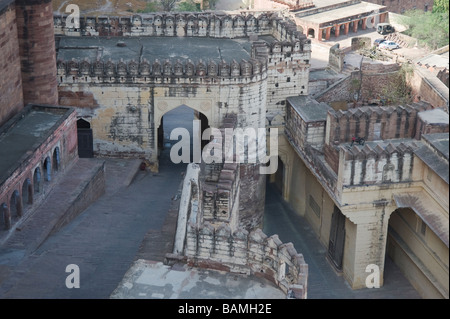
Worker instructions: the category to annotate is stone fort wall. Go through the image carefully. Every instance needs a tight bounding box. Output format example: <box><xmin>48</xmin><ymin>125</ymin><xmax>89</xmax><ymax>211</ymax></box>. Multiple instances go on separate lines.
<box><xmin>55</xmin><ymin>11</ymin><xmax>311</xmax><ymax>162</ymax></box>
<box><xmin>169</xmin><ymin>162</ymin><xmax>308</xmax><ymax>299</ymax></box>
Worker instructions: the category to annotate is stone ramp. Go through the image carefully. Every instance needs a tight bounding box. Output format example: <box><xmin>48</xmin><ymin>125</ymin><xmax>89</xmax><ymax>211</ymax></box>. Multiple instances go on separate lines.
<box><xmin>1</xmin><ymin>158</ymin><xmax>106</xmax><ymax>254</ymax></box>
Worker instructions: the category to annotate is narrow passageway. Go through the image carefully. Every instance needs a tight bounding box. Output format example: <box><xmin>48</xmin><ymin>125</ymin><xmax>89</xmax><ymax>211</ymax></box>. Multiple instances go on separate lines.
<box><xmin>263</xmin><ymin>181</ymin><xmax>422</xmax><ymax>299</ymax></box>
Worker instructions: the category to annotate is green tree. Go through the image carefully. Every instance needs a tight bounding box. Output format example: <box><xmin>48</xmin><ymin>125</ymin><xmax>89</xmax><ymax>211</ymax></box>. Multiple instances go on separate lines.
<box><xmin>380</xmin><ymin>64</ymin><xmax>414</xmax><ymax>105</ymax></box>
<box><xmin>433</xmin><ymin>0</ymin><xmax>449</xmax><ymax>13</ymax></box>
<box><xmin>177</xmin><ymin>0</ymin><xmax>200</xmax><ymax>11</ymax></box>
<box><xmin>400</xmin><ymin>9</ymin><xmax>449</xmax><ymax>50</ymax></box>
<box><xmin>137</xmin><ymin>1</ymin><xmax>160</xmax><ymax>13</ymax></box>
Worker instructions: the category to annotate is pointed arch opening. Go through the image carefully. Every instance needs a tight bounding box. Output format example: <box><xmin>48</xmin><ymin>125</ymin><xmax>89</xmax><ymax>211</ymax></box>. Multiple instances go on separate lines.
<box><xmin>157</xmin><ymin>104</ymin><xmax>210</xmax><ymax>166</ymax></box>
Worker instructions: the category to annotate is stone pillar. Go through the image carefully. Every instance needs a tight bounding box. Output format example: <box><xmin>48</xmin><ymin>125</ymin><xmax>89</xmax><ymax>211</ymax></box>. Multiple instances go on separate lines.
<box><xmin>335</xmin><ymin>24</ymin><xmax>340</xmax><ymax>37</ymax></box>
<box><xmin>344</xmin><ymin>22</ymin><xmax>350</xmax><ymax>35</ymax></box>
<box><xmin>15</xmin><ymin>0</ymin><xmax>58</xmax><ymax>105</ymax></box>
<box><xmin>343</xmin><ymin>204</ymin><xmax>392</xmax><ymax>289</ymax></box>
<box><xmin>325</xmin><ymin>27</ymin><xmax>331</xmax><ymax>41</ymax></box>
<box><xmin>238</xmin><ymin>163</ymin><xmax>266</xmax><ymax>231</ymax></box>
<box><xmin>352</xmin><ymin>20</ymin><xmax>358</xmax><ymax>33</ymax></box>
<box><xmin>379</xmin><ymin>12</ymin><xmax>387</xmax><ymax>23</ymax></box>
<box><xmin>362</xmin><ymin>18</ymin><xmax>367</xmax><ymax>30</ymax></box>
<box><xmin>0</xmin><ymin>1</ymin><xmax>23</xmax><ymax>126</ymax></box>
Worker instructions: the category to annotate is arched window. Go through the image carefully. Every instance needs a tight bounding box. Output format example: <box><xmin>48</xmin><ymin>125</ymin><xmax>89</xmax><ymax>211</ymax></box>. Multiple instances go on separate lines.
<box><xmin>43</xmin><ymin>157</ymin><xmax>51</xmax><ymax>182</ymax></box>
<box><xmin>34</xmin><ymin>167</ymin><xmax>41</xmax><ymax>193</ymax></box>
<box><xmin>10</xmin><ymin>190</ymin><xmax>22</xmax><ymax>218</ymax></box>
<box><xmin>53</xmin><ymin>147</ymin><xmax>60</xmax><ymax>172</ymax></box>
<box><xmin>22</xmin><ymin>178</ymin><xmax>33</xmax><ymax>206</ymax></box>
<box><xmin>1</xmin><ymin>203</ymin><xmax>10</xmax><ymax>230</ymax></box>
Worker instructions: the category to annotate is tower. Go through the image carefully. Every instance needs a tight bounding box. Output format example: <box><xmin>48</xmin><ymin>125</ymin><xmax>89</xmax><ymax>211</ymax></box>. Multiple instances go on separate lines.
<box><xmin>15</xmin><ymin>0</ymin><xmax>58</xmax><ymax>105</ymax></box>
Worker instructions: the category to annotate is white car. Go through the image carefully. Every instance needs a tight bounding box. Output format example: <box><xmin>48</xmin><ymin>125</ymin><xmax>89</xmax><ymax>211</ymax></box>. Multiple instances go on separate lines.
<box><xmin>379</xmin><ymin>41</ymin><xmax>400</xmax><ymax>50</ymax></box>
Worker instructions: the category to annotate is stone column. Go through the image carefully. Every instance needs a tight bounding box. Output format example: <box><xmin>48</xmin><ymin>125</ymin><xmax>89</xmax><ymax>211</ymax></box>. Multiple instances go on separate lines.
<box><xmin>15</xmin><ymin>0</ymin><xmax>58</xmax><ymax>105</ymax></box>
<box><xmin>325</xmin><ymin>27</ymin><xmax>331</xmax><ymax>41</ymax></box>
<box><xmin>335</xmin><ymin>24</ymin><xmax>340</xmax><ymax>37</ymax></box>
<box><xmin>352</xmin><ymin>20</ymin><xmax>358</xmax><ymax>33</ymax></box>
<box><xmin>362</xmin><ymin>18</ymin><xmax>367</xmax><ymax>30</ymax></box>
<box><xmin>344</xmin><ymin>22</ymin><xmax>350</xmax><ymax>35</ymax></box>
<box><xmin>343</xmin><ymin>204</ymin><xmax>393</xmax><ymax>289</ymax></box>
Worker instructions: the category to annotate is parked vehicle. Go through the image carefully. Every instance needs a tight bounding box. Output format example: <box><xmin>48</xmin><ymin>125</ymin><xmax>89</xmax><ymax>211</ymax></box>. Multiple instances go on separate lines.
<box><xmin>373</xmin><ymin>38</ymin><xmax>386</xmax><ymax>47</ymax></box>
<box><xmin>379</xmin><ymin>41</ymin><xmax>400</xmax><ymax>50</ymax></box>
<box><xmin>377</xmin><ymin>23</ymin><xmax>395</xmax><ymax>35</ymax></box>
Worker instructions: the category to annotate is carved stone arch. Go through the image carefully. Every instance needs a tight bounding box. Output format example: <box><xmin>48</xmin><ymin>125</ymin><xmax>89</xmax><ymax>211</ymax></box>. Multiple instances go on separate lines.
<box><xmin>185</xmin><ymin>60</ymin><xmax>195</xmax><ymax>76</ymax></box>
<box><xmin>165</xmin><ymin>15</ymin><xmax>175</xmax><ymax>26</ymax></box>
<box><xmin>163</xmin><ymin>60</ymin><xmax>172</xmax><ymax>75</ymax></box>
<box><xmin>128</xmin><ymin>60</ymin><xmax>139</xmax><ymax>76</ymax></box>
<box><xmin>176</xmin><ymin>14</ymin><xmax>186</xmax><ymax>26</ymax></box>
<box><xmin>208</xmin><ymin>60</ymin><xmax>217</xmax><ymax>76</ymax></box>
<box><xmin>139</xmin><ymin>59</ymin><xmax>151</xmax><ymax>76</ymax></box>
<box><xmin>271</xmin><ymin>42</ymin><xmax>282</xmax><ymax>53</ymax></box>
<box><xmin>105</xmin><ymin>60</ymin><xmax>116</xmax><ymax>76</ymax></box>
<box><xmin>132</xmin><ymin>15</ymin><xmax>142</xmax><ymax>26</ymax></box>
<box><xmin>174</xmin><ymin>60</ymin><xmax>184</xmax><ymax>76</ymax></box>
<box><xmin>93</xmin><ymin>59</ymin><xmax>104</xmax><ymax>76</ymax></box>
<box><xmin>198</xmin><ymin>16</ymin><xmax>208</xmax><ymax>28</ymax></box>
<box><xmin>116</xmin><ymin>60</ymin><xmax>127</xmax><ymax>76</ymax></box>
<box><xmin>154</xmin><ymin>100</ymin><xmax>213</xmax><ymax>130</ymax></box>
<box><xmin>233</xmin><ymin>15</ymin><xmax>244</xmax><ymax>27</ymax></box>
<box><xmin>196</xmin><ymin>60</ymin><xmax>207</xmax><ymax>76</ymax></box>
<box><xmin>152</xmin><ymin>60</ymin><xmax>162</xmax><ymax>75</ymax></box>
<box><xmin>154</xmin><ymin>15</ymin><xmax>163</xmax><ymax>26</ymax></box>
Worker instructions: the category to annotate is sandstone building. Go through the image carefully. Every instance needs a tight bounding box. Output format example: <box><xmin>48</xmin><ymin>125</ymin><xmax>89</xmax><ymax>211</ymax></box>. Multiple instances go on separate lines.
<box><xmin>0</xmin><ymin>0</ymin><xmax>448</xmax><ymax>299</ymax></box>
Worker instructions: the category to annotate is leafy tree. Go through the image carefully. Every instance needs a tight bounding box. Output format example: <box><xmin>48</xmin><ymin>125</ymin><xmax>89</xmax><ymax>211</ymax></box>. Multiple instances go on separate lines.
<box><xmin>433</xmin><ymin>0</ymin><xmax>449</xmax><ymax>13</ymax></box>
<box><xmin>160</xmin><ymin>0</ymin><xmax>178</xmax><ymax>11</ymax></box>
<box><xmin>380</xmin><ymin>64</ymin><xmax>414</xmax><ymax>105</ymax></box>
<box><xmin>137</xmin><ymin>1</ymin><xmax>160</xmax><ymax>13</ymax></box>
<box><xmin>177</xmin><ymin>0</ymin><xmax>200</xmax><ymax>11</ymax></box>
<box><xmin>400</xmin><ymin>9</ymin><xmax>449</xmax><ymax>50</ymax></box>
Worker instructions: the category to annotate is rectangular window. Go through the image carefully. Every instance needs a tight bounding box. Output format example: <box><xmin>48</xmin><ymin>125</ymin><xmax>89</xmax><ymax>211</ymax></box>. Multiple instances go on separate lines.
<box><xmin>416</xmin><ymin>217</ymin><xmax>427</xmax><ymax>236</ymax></box>
<box><xmin>309</xmin><ymin>195</ymin><xmax>321</xmax><ymax>217</ymax></box>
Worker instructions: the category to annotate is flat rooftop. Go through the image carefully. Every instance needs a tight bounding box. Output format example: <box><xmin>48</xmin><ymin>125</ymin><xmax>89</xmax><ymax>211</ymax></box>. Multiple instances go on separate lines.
<box><xmin>287</xmin><ymin>95</ymin><xmax>332</xmax><ymax>122</ymax></box>
<box><xmin>0</xmin><ymin>105</ymin><xmax>74</xmax><ymax>185</ymax></box>
<box><xmin>415</xmin><ymin>133</ymin><xmax>449</xmax><ymax>184</ymax></box>
<box><xmin>57</xmin><ymin>36</ymin><xmax>268</xmax><ymax>63</ymax></box>
<box><xmin>295</xmin><ymin>1</ymin><xmax>386</xmax><ymax>26</ymax></box>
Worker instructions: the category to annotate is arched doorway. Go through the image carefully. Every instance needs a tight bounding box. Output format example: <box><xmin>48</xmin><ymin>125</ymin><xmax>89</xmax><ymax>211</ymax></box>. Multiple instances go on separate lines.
<box><xmin>157</xmin><ymin>105</ymin><xmax>210</xmax><ymax>165</ymax></box>
<box><xmin>53</xmin><ymin>147</ymin><xmax>60</xmax><ymax>172</ymax></box>
<box><xmin>10</xmin><ymin>190</ymin><xmax>22</xmax><ymax>218</ymax></box>
<box><xmin>387</xmin><ymin>207</ymin><xmax>448</xmax><ymax>298</ymax></box>
<box><xmin>77</xmin><ymin>118</ymin><xmax>94</xmax><ymax>158</ymax></box>
<box><xmin>33</xmin><ymin>167</ymin><xmax>41</xmax><ymax>194</ymax></box>
<box><xmin>307</xmin><ymin>28</ymin><xmax>315</xmax><ymax>39</ymax></box>
<box><xmin>1</xmin><ymin>203</ymin><xmax>10</xmax><ymax>230</ymax></box>
<box><xmin>22</xmin><ymin>178</ymin><xmax>33</xmax><ymax>207</ymax></box>
<box><xmin>43</xmin><ymin>157</ymin><xmax>51</xmax><ymax>182</ymax></box>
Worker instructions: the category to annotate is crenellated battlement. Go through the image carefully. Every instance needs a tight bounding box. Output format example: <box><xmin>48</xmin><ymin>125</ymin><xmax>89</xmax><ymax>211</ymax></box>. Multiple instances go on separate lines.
<box><xmin>54</xmin><ymin>11</ymin><xmax>306</xmax><ymax>43</ymax></box>
<box><xmin>339</xmin><ymin>140</ymin><xmax>421</xmax><ymax>186</ymax></box>
<box><xmin>57</xmin><ymin>56</ymin><xmax>270</xmax><ymax>84</ymax></box>
<box><xmin>327</xmin><ymin>102</ymin><xmax>435</xmax><ymax>145</ymax></box>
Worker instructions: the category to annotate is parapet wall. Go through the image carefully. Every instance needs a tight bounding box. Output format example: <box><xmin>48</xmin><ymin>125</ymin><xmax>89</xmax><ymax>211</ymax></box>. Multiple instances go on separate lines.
<box><xmin>54</xmin><ymin>11</ymin><xmax>303</xmax><ymax>42</ymax></box>
<box><xmin>57</xmin><ymin>57</ymin><xmax>268</xmax><ymax>84</ymax></box>
<box><xmin>326</xmin><ymin>101</ymin><xmax>434</xmax><ymax>145</ymax></box>
<box><xmin>185</xmin><ymin>223</ymin><xmax>308</xmax><ymax>298</ymax></box>
<box><xmin>339</xmin><ymin>141</ymin><xmax>418</xmax><ymax>186</ymax></box>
